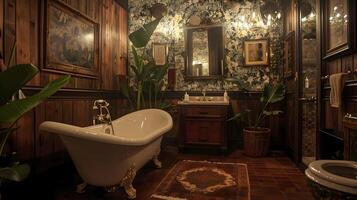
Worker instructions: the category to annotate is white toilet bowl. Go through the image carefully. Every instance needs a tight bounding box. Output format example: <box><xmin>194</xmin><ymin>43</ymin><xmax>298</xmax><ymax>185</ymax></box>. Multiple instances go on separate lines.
<box><xmin>305</xmin><ymin>160</ymin><xmax>357</xmax><ymax>195</ymax></box>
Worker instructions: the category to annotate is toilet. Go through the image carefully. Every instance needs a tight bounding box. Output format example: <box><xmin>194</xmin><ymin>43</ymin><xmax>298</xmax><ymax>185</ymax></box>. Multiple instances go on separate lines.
<box><xmin>305</xmin><ymin>160</ymin><xmax>357</xmax><ymax>195</ymax></box>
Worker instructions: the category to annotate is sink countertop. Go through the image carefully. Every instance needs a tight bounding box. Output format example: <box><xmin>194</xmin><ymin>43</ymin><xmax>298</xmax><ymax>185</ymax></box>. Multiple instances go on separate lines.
<box><xmin>177</xmin><ymin>96</ymin><xmax>229</xmax><ymax>105</ymax></box>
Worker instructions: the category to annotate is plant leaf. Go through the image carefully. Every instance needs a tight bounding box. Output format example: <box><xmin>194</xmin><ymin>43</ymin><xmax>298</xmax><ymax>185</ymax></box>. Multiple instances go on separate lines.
<box><xmin>131</xmin><ymin>46</ymin><xmax>143</xmax><ymax>73</ymax></box>
<box><xmin>0</xmin><ymin>75</ymin><xmax>71</xmax><ymax>123</ymax></box>
<box><xmin>260</xmin><ymin>83</ymin><xmax>285</xmax><ymax>103</ymax></box>
<box><xmin>153</xmin><ymin>65</ymin><xmax>168</xmax><ymax>80</ymax></box>
<box><xmin>129</xmin><ymin>18</ymin><xmax>162</xmax><ymax>48</ymax></box>
<box><xmin>0</xmin><ymin>128</ymin><xmax>17</xmax><ymax>156</ymax></box>
<box><xmin>0</xmin><ymin>64</ymin><xmax>39</xmax><ymax>105</ymax></box>
<box><xmin>228</xmin><ymin>113</ymin><xmax>245</xmax><ymax>121</ymax></box>
<box><xmin>0</xmin><ymin>163</ymin><xmax>30</xmax><ymax>182</ymax></box>
<box><xmin>263</xmin><ymin>110</ymin><xmax>283</xmax><ymax>116</ymax></box>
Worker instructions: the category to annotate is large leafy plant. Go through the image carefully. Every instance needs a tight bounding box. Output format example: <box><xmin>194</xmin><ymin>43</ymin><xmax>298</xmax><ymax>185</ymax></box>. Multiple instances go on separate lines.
<box><xmin>227</xmin><ymin>80</ymin><xmax>285</xmax><ymax>130</ymax></box>
<box><xmin>0</xmin><ymin>43</ymin><xmax>70</xmax><ymax>183</ymax></box>
<box><xmin>121</xmin><ymin>17</ymin><xmax>170</xmax><ymax>110</ymax></box>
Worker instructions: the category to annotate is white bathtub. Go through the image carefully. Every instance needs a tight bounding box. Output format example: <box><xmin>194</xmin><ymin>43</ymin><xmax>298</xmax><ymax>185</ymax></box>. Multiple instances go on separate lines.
<box><xmin>39</xmin><ymin>109</ymin><xmax>173</xmax><ymax>199</ymax></box>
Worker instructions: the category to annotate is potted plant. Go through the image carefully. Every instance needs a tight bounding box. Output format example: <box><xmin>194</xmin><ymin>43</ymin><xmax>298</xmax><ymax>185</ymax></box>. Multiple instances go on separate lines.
<box><xmin>228</xmin><ymin>82</ymin><xmax>285</xmax><ymax>157</ymax></box>
<box><xmin>0</xmin><ymin>42</ymin><xmax>70</xmax><ymax>196</ymax></box>
<box><xmin>120</xmin><ymin>16</ymin><xmax>171</xmax><ymax>111</ymax></box>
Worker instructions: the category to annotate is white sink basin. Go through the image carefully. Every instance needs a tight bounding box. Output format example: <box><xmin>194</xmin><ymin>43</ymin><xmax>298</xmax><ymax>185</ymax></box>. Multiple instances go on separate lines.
<box><xmin>178</xmin><ymin>96</ymin><xmax>229</xmax><ymax>105</ymax></box>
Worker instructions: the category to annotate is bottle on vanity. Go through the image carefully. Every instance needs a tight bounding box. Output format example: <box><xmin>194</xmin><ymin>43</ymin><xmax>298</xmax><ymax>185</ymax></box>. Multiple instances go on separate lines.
<box><xmin>184</xmin><ymin>92</ymin><xmax>189</xmax><ymax>102</ymax></box>
<box><xmin>223</xmin><ymin>90</ymin><xmax>229</xmax><ymax>102</ymax></box>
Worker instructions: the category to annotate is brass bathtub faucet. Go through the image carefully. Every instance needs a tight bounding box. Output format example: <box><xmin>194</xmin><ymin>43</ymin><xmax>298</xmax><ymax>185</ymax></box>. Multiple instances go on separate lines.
<box><xmin>93</xmin><ymin>99</ymin><xmax>114</xmax><ymax>135</ymax></box>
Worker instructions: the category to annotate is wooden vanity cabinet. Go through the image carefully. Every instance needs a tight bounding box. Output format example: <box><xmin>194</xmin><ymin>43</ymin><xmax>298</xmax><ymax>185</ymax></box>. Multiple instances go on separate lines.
<box><xmin>343</xmin><ymin>117</ymin><xmax>357</xmax><ymax>161</ymax></box>
<box><xmin>178</xmin><ymin>105</ymin><xmax>229</xmax><ymax>151</ymax></box>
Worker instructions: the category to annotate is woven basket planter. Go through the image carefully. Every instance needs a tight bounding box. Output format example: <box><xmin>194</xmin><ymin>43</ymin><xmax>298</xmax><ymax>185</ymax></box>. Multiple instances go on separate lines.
<box><xmin>243</xmin><ymin>127</ymin><xmax>271</xmax><ymax>157</ymax></box>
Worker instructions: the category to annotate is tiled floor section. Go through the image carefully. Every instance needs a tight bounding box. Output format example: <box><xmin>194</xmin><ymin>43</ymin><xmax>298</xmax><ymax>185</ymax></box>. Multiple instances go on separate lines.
<box><xmin>3</xmin><ymin>150</ymin><xmax>315</xmax><ymax>200</ymax></box>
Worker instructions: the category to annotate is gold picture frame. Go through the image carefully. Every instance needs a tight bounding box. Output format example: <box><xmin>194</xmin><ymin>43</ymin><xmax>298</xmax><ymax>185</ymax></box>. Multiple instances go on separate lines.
<box><xmin>152</xmin><ymin>43</ymin><xmax>168</xmax><ymax>66</ymax></box>
<box><xmin>243</xmin><ymin>39</ymin><xmax>270</xmax><ymax>66</ymax></box>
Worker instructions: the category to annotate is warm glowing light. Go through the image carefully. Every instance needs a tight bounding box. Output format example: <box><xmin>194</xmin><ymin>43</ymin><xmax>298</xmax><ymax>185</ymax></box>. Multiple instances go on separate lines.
<box><xmin>302</xmin><ymin>17</ymin><xmax>307</xmax><ymax>22</ymax></box>
<box><xmin>336</xmin><ymin>13</ymin><xmax>341</xmax><ymax>18</ymax></box>
<box><xmin>84</xmin><ymin>33</ymin><xmax>94</xmax><ymax>42</ymax></box>
<box><xmin>334</xmin><ymin>6</ymin><xmax>338</xmax><ymax>11</ymax></box>
<box><xmin>252</xmin><ymin>12</ymin><xmax>256</xmax><ymax>19</ymax></box>
<box><xmin>309</xmin><ymin>12</ymin><xmax>315</xmax><ymax>18</ymax></box>
<box><xmin>277</xmin><ymin>12</ymin><xmax>281</xmax><ymax>19</ymax></box>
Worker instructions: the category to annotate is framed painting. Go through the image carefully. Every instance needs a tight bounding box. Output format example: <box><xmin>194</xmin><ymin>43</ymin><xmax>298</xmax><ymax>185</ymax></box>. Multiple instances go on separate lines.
<box><xmin>243</xmin><ymin>39</ymin><xmax>270</xmax><ymax>66</ymax></box>
<box><xmin>322</xmin><ymin>0</ymin><xmax>355</xmax><ymax>60</ymax></box>
<box><xmin>152</xmin><ymin>43</ymin><xmax>168</xmax><ymax>66</ymax></box>
<box><xmin>44</xmin><ymin>0</ymin><xmax>100</xmax><ymax>78</ymax></box>
<box><xmin>283</xmin><ymin>31</ymin><xmax>295</xmax><ymax>79</ymax></box>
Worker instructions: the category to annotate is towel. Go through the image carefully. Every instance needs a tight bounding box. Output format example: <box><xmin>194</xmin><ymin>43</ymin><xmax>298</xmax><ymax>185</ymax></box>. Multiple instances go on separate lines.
<box><xmin>329</xmin><ymin>73</ymin><xmax>346</xmax><ymax>108</ymax></box>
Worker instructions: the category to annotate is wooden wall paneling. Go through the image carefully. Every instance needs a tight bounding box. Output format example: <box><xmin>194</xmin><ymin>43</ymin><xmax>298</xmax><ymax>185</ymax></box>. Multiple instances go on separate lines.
<box><xmin>4</xmin><ymin>0</ymin><xmax>16</xmax><ymax>66</ymax></box>
<box><xmin>354</xmin><ymin>53</ymin><xmax>357</xmax><ymax>71</ymax></box>
<box><xmin>325</xmin><ymin>59</ymin><xmax>341</xmax><ymax>76</ymax></box>
<box><xmin>54</xmin><ymin>100</ymin><xmax>73</xmax><ymax>152</ymax></box>
<box><xmin>0</xmin><ymin>0</ymin><xmax>3</xmax><ymax>62</ymax></box>
<box><xmin>40</xmin><ymin>101</ymin><xmax>63</xmax><ymax>157</ymax></box>
<box><xmin>3</xmin><ymin>0</ymin><xmax>128</xmax><ymax>168</ymax></box>
<box><xmin>16</xmin><ymin>0</ymin><xmax>31</xmax><ymax>64</ymax></box>
<box><xmin>112</xmin><ymin>2</ymin><xmax>120</xmax><ymax>87</ymax></box>
<box><xmin>118</xmin><ymin>5</ymin><xmax>127</xmax><ymax>76</ymax></box>
<box><xmin>17</xmin><ymin>0</ymin><xmax>40</xmax><ymax>86</ymax></box>
<box><xmin>72</xmin><ymin>100</ymin><xmax>92</xmax><ymax>127</ymax></box>
<box><xmin>324</xmin><ymin>100</ymin><xmax>334</xmax><ymax>130</ymax></box>
<box><xmin>342</xmin><ymin>55</ymin><xmax>354</xmax><ymax>72</ymax></box>
<box><xmin>14</xmin><ymin>111</ymin><xmax>35</xmax><ymax>160</ymax></box>
<box><xmin>35</xmin><ymin>103</ymin><xmax>47</xmax><ymax>157</ymax></box>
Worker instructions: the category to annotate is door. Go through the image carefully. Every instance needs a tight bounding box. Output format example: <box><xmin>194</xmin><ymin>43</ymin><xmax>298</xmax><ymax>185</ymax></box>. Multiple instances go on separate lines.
<box><xmin>297</xmin><ymin>0</ymin><xmax>320</xmax><ymax>166</ymax></box>
<box><xmin>284</xmin><ymin>0</ymin><xmax>299</xmax><ymax>163</ymax></box>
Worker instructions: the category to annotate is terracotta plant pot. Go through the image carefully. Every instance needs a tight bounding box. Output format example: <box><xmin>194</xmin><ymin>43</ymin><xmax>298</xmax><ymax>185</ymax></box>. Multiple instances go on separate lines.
<box><xmin>243</xmin><ymin>127</ymin><xmax>271</xmax><ymax>157</ymax></box>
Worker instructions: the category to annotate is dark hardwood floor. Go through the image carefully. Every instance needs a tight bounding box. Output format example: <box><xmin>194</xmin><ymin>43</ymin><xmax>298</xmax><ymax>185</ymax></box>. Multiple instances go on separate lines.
<box><xmin>2</xmin><ymin>149</ymin><xmax>314</xmax><ymax>200</ymax></box>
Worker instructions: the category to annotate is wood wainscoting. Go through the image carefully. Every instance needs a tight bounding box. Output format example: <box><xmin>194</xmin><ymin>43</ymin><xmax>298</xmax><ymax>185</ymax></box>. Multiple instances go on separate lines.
<box><xmin>10</xmin><ymin>88</ymin><xmax>130</xmax><ymax>172</ymax></box>
<box><xmin>320</xmin><ymin>53</ymin><xmax>357</xmax><ymax>159</ymax></box>
<box><xmin>1</xmin><ymin>0</ymin><xmax>128</xmax><ymax>171</ymax></box>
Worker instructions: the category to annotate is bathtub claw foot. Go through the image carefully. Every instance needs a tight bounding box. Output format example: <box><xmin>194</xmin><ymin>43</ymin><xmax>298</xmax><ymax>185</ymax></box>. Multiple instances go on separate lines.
<box><xmin>121</xmin><ymin>164</ymin><xmax>137</xmax><ymax>199</ymax></box>
<box><xmin>105</xmin><ymin>185</ymin><xmax>120</xmax><ymax>193</ymax></box>
<box><xmin>153</xmin><ymin>155</ymin><xmax>162</xmax><ymax>169</ymax></box>
<box><xmin>76</xmin><ymin>182</ymin><xmax>87</xmax><ymax>194</ymax></box>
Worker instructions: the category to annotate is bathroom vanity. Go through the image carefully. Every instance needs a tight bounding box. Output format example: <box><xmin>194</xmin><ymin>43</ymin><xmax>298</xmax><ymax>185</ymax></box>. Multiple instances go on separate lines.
<box><xmin>178</xmin><ymin>96</ymin><xmax>229</xmax><ymax>152</ymax></box>
<box><xmin>343</xmin><ymin>114</ymin><xmax>357</xmax><ymax>161</ymax></box>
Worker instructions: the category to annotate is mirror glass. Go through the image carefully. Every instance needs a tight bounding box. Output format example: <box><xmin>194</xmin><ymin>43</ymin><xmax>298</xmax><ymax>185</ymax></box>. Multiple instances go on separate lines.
<box><xmin>185</xmin><ymin>26</ymin><xmax>224</xmax><ymax>79</ymax></box>
<box><xmin>192</xmin><ymin>30</ymin><xmax>209</xmax><ymax>76</ymax></box>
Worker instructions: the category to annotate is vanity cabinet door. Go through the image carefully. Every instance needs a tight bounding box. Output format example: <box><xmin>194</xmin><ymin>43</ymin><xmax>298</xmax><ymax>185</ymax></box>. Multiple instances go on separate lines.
<box><xmin>184</xmin><ymin>119</ymin><xmax>223</xmax><ymax>145</ymax></box>
<box><xmin>178</xmin><ymin>104</ymin><xmax>229</xmax><ymax>151</ymax></box>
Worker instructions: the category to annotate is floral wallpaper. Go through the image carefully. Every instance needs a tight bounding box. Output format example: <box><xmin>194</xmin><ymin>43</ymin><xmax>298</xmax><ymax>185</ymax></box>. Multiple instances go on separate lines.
<box><xmin>128</xmin><ymin>0</ymin><xmax>284</xmax><ymax>91</ymax></box>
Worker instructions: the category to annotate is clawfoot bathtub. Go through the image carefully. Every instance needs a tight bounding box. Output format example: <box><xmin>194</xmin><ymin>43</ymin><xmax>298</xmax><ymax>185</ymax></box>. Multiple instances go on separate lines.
<box><xmin>39</xmin><ymin>109</ymin><xmax>173</xmax><ymax>199</ymax></box>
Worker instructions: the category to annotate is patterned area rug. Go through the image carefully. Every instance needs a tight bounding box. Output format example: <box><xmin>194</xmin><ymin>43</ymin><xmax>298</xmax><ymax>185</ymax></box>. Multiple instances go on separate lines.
<box><xmin>149</xmin><ymin>160</ymin><xmax>250</xmax><ymax>200</ymax></box>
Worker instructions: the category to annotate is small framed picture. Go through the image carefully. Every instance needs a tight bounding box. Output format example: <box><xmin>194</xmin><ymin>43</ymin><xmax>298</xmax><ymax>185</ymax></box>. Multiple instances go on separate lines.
<box><xmin>243</xmin><ymin>39</ymin><xmax>269</xmax><ymax>66</ymax></box>
<box><xmin>152</xmin><ymin>43</ymin><xmax>168</xmax><ymax>66</ymax></box>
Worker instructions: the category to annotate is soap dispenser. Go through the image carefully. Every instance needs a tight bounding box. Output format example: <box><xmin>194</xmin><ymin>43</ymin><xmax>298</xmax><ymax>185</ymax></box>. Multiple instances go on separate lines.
<box><xmin>305</xmin><ymin>76</ymin><xmax>309</xmax><ymax>89</ymax></box>
<box><xmin>223</xmin><ymin>90</ymin><xmax>229</xmax><ymax>102</ymax></box>
<box><xmin>184</xmin><ymin>92</ymin><xmax>189</xmax><ymax>101</ymax></box>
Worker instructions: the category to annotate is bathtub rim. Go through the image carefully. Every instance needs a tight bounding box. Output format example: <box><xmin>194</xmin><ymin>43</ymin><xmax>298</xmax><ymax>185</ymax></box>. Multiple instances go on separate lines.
<box><xmin>39</xmin><ymin>109</ymin><xmax>173</xmax><ymax>146</ymax></box>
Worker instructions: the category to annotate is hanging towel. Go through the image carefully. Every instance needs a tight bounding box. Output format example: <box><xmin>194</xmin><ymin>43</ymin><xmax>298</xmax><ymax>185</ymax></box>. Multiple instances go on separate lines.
<box><xmin>329</xmin><ymin>73</ymin><xmax>346</xmax><ymax>108</ymax></box>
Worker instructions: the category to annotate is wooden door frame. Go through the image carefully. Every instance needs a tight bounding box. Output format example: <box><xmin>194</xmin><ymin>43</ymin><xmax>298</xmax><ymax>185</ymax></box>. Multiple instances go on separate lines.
<box><xmin>295</xmin><ymin>0</ymin><xmax>321</xmax><ymax>165</ymax></box>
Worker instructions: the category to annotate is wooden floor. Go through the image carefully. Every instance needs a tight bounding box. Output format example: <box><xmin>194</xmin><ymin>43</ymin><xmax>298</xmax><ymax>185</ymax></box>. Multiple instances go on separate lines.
<box><xmin>3</xmin><ymin>149</ymin><xmax>315</xmax><ymax>200</ymax></box>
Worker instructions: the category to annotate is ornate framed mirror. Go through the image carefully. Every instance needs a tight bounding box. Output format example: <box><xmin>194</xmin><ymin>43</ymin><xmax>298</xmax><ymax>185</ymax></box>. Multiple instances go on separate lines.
<box><xmin>184</xmin><ymin>25</ymin><xmax>224</xmax><ymax>80</ymax></box>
